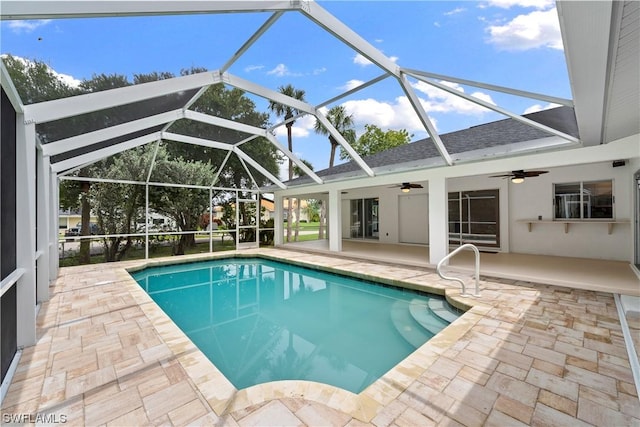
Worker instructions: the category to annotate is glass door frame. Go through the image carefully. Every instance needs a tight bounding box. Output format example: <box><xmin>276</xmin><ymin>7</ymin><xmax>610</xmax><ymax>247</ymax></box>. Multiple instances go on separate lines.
<box><xmin>448</xmin><ymin>189</ymin><xmax>500</xmax><ymax>248</ymax></box>
<box><xmin>349</xmin><ymin>197</ymin><xmax>379</xmax><ymax>240</ymax></box>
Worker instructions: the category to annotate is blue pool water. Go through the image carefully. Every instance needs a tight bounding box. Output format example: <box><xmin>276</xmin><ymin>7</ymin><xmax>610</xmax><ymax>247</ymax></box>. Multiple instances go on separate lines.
<box><xmin>131</xmin><ymin>258</ymin><xmax>460</xmax><ymax>393</ymax></box>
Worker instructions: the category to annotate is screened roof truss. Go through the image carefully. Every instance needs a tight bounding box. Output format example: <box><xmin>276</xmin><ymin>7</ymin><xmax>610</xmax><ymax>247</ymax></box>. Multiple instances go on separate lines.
<box><xmin>3</xmin><ymin>0</ymin><xmax>579</xmax><ymax>190</ymax></box>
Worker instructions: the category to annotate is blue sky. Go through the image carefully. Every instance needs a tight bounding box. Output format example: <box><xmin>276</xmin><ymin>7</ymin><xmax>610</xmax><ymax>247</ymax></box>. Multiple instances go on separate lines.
<box><xmin>1</xmin><ymin>0</ymin><xmax>569</xmax><ymax>176</ymax></box>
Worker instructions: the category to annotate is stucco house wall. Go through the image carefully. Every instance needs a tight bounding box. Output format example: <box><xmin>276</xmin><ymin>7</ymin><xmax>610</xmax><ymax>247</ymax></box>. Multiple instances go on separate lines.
<box><xmin>339</xmin><ymin>160</ymin><xmax>633</xmax><ymax>261</ymax></box>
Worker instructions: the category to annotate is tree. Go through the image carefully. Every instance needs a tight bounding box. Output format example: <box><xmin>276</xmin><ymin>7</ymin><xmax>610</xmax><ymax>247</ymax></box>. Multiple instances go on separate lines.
<box><xmin>2</xmin><ymin>55</ymin><xmax>93</xmax><ymax>263</ymax></box>
<box><xmin>340</xmin><ymin>124</ymin><xmax>412</xmax><ymax>160</ymax></box>
<box><xmin>268</xmin><ymin>84</ymin><xmax>306</xmax><ymax>242</ymax></box>
<box><xmin>149</xmin><ymin>147</ymin><xmax>216</xmax><ymax>255</ymax></box>
<box><xmin>75</xmin><ymin>73</ymin><xmax>136</xmax><ymax>262</ymax></box>
<box><xmin>1</xmin><ymin>54</ymin><xmax>81</xmax><ymax>104</ymax></box>
<box><xmin>314</xmin><ymin>105</ymin><xmax>356</xmax><ymax>168</ymax></box>
<box><xmin>4</xmin><ymin>57</ymin><xmax>283</xmax><ymax>260</ymax></box>
<box><xmin>303</xmin><ymin>199</ymin><xmax>321</xmax><ymax>222</ymax></box>
<box><xmin>313</xmin><ymin>106</ymin><xmax>356</xmax><ymax>240</ymax></box>
<box><xmin>88</xmin><ymin>146</ymin><xmax>153</xmax><ymax>262</ymax></box>
<box><xmin>168</xmin><ymin>69</ymin><xmax>280</xmax><ymax>190</ymax></box>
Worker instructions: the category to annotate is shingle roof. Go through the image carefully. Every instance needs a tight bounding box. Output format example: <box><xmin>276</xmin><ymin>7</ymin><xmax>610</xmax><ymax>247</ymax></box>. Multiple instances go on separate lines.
<box><xmin>285</xmin><ymin>106</ymin><xmax>578</xmax><ymax>186</ymax></box>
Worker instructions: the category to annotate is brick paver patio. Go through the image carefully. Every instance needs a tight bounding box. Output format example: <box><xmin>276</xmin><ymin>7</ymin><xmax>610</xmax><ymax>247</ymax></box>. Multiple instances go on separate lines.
<box><xmin>2</xmin><ymin>248</ymin><xmax>638</xmax><ymax>426</ymax></box>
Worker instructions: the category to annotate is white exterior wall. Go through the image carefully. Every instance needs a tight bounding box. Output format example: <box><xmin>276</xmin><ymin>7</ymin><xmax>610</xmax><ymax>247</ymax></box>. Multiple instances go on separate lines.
<box><xmin>336</xmin><ymin>160</ymin><xmax>633</xmax><ymax>261</ymax></box>
<box><xmin>508</xmin><ymin>162</ymin><xmax>633</xmax><ymax>261</ymax></box>
<box><xmin>341</xmin><ymin>184</ymin><xmax>428</xmax><ymax>244</ymax></box>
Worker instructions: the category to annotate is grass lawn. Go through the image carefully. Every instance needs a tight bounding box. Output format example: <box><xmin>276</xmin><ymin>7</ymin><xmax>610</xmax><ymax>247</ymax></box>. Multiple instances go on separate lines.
<box><xmin>59</xmin><ymin>240</ymin><xmax>237</xmax><ymax>267</ymax></box>
<box><xmin>294</xmin><ymin>233</ymin><xmax>323</xmax><ymax>242</ymax></box>
<box><xmin>285</xmin><ymin>221</ymin><xmax>321</xmax><ymax>230</ymax></box>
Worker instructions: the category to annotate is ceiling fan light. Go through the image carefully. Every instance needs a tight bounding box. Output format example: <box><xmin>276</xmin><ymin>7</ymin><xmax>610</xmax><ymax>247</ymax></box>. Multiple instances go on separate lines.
<box><xmin>401</xmin><ymin>187</ymin><xmax>410</xmax><ymax>193</ymax></box>
<box><xmin>511</xmin><ymin>177</ymin><xmax>525</xmax><ymax>184</ymax></box>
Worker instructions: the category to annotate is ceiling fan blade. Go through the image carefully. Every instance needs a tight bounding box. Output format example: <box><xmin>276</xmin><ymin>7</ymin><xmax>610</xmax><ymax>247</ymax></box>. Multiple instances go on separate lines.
<box><xmin>489</xmin><ymin>174</ymin><xmax>512</xmax><ymax>178</ymax></box>
<box><xmin>523</xmin><ymin>171</ymin><xmax>549</xmax><ymax>177</ymax></box>
<box><xmin>409</xmin><ymin>183</ymin><xmax>423</xmax><ymax>188</ymax></box>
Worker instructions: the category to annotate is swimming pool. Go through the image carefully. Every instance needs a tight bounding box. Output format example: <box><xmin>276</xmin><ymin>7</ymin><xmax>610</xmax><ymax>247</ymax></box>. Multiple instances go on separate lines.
<box><xmin>132</xmin><ymin>257</ymin><xmax>460</xmax><ymax>393</ymax></box>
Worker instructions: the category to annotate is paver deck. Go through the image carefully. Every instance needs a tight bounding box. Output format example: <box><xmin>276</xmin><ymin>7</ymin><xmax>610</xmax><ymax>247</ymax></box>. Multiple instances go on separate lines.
<box><xmin>2</xmin><ymin>248</ymin><xmax>639</xmax><ymax>426</ymax></box>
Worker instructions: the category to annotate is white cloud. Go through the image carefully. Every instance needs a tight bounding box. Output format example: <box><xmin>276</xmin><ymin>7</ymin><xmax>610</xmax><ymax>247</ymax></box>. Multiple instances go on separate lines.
<box><xmin>486</xmin><ymin>8</ymin><xmax>563</xmax><ymax>51</ymax></box>
<box><xmin>342</xmin><ymin>79</ymin><xmax>365</xmax><ymax>91</ymax></box>
<box><xmin>267</xmin><ymin>63</ymin><xmax>302</xmax><ymax>77</ymax></box>
<box><xmin>2</xmin><ymin>54</ymin><xmax>82</xmax><ymax>88</ymax></box>
<box><xmin>353</xmin><ymin>52</ymin><xmax>398</xmax><ymax>67</ymax></box>
<box><xmin>484</xmin><ymin>0</ymin><xmax>554</xmax><ymax>10</ymax></box>
<box><xmin>267</xmin><ymin>63</ymin><xmax>289</xmax><ymax>76</ymax></box>
<box><xmin>55</xmin><ymin>71</ymin><xmax>82</xmax><ymax>88</ymax></box>
<box><xmin>444</xmin><ymin>7</ymin><xmax>466</xmax><ymax>16</ymax></box>
<box><xmin>411</xmin><ymin>80</ymin><xmax>496</xmax><ymax>115</ymax></box>
<box><xmin>342</xmin><ymin>97</ymin><xmax>432</xmax><ymax>134</ymax></box>
<box><xmin>353</xmin><ymin>53</ymin><xmax>372</xmax><ymax>66</ymax></box>
<box><xmin>523</xmin><ymin>102</ymin><xmax>560</xmax><ymax>114</ymax></box>
<box><xmin>336</xmin><ymin>80</ymin><xmax>497</xmax><ymax>135</ymax></box>
<box><xmin>266</xmin><ymin>63</ymin><xmax>321</xmax><ymax>77</ymax></box>
<box><xmin>273</xmin><ymin>114</ymin><xmax>316</xmax><ymax>139</ymax></box>
<box><xmin>7</xmin><ymin>19</ymin><xmax>51</xmax><ymax>33</ymax></box>
<box><xmin>244</xmin><ymin>64</ymin><xmax>264</xmax><ymax>72</ymax></box>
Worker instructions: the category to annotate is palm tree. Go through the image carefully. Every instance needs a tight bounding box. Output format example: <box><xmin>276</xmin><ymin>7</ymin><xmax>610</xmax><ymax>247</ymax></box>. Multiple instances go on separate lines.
<box><xmin>314</xmin><ymin>106</ymin><xmax>355</xmax><ymax>240</ymax></box>
<box><xmin>268</xmin><ymin>84</ymin><xmax>306</xmax><ymax>242</ymax></box>
<box><xmin>314</xmin><ymin>105</ymin><xmax>356</xmax><ymax>168</ymax></box>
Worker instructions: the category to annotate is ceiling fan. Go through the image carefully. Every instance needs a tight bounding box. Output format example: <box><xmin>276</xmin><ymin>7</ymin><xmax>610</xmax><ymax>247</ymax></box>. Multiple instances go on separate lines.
<box><xmin>490</xmin><ymin>170</ymin><xmax>548</xmax><ymax>184</ymax></box>
<box><xmin>390</xmin><ymin>182</ymin><xmax>423</xmax><ymax>193</ymax></box>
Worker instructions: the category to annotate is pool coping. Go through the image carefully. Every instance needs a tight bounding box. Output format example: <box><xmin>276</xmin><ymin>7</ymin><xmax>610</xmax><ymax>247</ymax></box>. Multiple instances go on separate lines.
<box><xmin>121</xmin><ymin>249</ymin><xmax>490</xmax><ymax>422</ymax></box>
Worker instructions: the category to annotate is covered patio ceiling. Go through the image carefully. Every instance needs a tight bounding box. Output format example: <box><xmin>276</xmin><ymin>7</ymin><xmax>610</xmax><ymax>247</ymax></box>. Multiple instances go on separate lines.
<box><xmin>1</xmin><ymin>1</ymin><xmax>637</xmax><ymax>191</ymax></box>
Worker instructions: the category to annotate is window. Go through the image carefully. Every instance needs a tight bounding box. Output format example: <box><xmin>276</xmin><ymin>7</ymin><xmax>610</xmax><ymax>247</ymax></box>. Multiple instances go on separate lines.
<box><xmin>554</xmin><ymin>180</ymin><xmax>613</xmax><ymax>219</ymax></box>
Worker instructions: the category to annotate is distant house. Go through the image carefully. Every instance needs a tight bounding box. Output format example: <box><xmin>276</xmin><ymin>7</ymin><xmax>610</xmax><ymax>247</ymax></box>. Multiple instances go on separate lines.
<box><xmin>58</xmin><ymin>208</ymin><xmax>97</xmax><ymax>231</ymax></box>
<box><xmin>210</xmin><ymin>198</ymin><xmax>304</xmax><ymax>224</ymax></box>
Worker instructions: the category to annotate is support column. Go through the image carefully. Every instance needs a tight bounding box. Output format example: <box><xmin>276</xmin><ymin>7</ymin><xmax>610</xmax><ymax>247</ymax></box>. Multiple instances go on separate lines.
<box><xmin>428</xmin><ymin>176</ymin><xmax>449</xmax><ymax>266</ymax></box>
<box><xmin>36</xmin><ymin>150</ymin><xmax>50</xmax><ymax>302</ymax></box>
<box><xmin>15</xmin><ymin>119</ymin><xmax>36</xmax><ymax>347</ymax></box>
<box><xmin>274</xmin><ymin>195</ymin><xmax>283</xmax><ymax>246</ymax></box>
<box><xmin>145</xmin><ymin>183</ymin><xmax>149</xmax><ymax>259</ymax></box>
<box><xmin>49</xmin><ymin>172</ymin><xmax>59</xmax><ymax>281</ymax></box>
<box><xmin>209</xmin><ymin>188</ymin><xmax>213</xmax><ymax>253</ymax></box>
<box><xmin>328</xmin><ymin>188</ymin><xmax>342</xmax><ymax>252</ymax></box>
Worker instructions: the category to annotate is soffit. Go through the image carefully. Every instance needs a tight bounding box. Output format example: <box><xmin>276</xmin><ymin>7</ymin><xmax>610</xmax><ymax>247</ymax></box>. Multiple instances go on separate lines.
<box><xmin>603</xmin><ymin>0</ymin><xmax>640</xmax><ymax>143</ymax></box>
<box><xmin>558</xmin><ymin>0</ymin><xmax>640</xmax><ymax>146</ymax></box>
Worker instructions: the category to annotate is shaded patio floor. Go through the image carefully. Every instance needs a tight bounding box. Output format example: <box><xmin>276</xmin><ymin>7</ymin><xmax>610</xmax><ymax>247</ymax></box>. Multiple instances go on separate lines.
<box><xmin>281</xmin><ymin>240</ymin><xmax>640</xmax><ymax>297</ymax></box>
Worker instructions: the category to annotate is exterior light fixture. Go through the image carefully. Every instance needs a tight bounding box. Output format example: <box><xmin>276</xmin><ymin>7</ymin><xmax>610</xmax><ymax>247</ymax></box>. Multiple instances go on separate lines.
<box><xmin>511</xmin><ymin>177</ymin><xmax>525</xmax><ymax>184</ymax></box>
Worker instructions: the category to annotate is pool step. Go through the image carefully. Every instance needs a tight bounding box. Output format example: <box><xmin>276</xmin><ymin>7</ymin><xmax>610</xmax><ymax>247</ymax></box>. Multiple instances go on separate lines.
<box><xmin>408</xmin><ymin>299</ymin><xmax>449</xmax><ymax>335</ymax></box>
<box><xmin>390</xmin><ymin>301</ymin><xmax>433</xmax><ymax>348</ymax></box>
<box><xmin>427</xmin><ymin>299</ymin><xmax>460</xmax><ymax>323</ymax></box>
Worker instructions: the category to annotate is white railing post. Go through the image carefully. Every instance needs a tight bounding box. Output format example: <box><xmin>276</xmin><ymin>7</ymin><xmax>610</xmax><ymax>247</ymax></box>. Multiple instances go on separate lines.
<box><xmin>436</xmin><ymin>243</ymin><xmax>481</xmax><ymax>297</ymax></box>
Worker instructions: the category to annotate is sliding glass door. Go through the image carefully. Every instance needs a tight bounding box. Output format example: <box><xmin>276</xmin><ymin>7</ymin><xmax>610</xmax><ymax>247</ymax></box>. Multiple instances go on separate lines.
<box><xmin>448</xmin><ymin>189</ymin><xmax>499</xmax><ymax>248</ymax></box>
<box><xmin>349</xmin><ymin>198</ymin><xmax>379</xmax><ymax>239</ymax></box>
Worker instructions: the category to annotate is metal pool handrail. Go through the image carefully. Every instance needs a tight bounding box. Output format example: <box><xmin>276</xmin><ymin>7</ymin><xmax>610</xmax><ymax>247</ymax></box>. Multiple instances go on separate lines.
<box><xmin>436</xmin><ymin>243</ymin><xmax>481</xmax><ymax>297</ymax></box>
